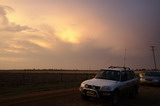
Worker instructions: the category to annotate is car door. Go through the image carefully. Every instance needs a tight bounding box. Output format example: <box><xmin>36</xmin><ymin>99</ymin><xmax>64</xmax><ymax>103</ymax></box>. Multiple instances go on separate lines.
<box><xmin>119</xmin><ymin>71</ymin><xmax>132</xmax><ymax>95</ymax></box>
<box><xmin>124</xmin><ymin>71</ymin><xmax>138</xmax><ymax>94</ymax></box>
<box><xmin>120</xmin><ymin>70</ymin><xmax>134</xmax><ymax>95</ymax></box>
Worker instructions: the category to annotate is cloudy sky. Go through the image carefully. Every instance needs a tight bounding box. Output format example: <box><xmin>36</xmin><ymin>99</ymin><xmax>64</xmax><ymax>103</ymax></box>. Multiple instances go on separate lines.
<box><xmin>0</xmin><ymin>0</ymin><xmax>160</xmax><ymax>70</ymax></box>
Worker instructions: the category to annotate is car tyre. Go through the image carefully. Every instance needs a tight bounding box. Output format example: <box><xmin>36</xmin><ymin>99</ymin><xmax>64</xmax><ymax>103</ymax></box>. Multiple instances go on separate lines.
<box><xmin>112</xmin><ymin>91</ymin><xmax>120</xmax><ymax>106</ymax></box>
<box><xmin>81</xmin><ymin>94</ymin><xmax>89</xmax><ymax>101</ymax></box>
<box><xmin>130</xmin><ymin>87</ymin><xmax>138</xmax><ymax>98</ymax></box>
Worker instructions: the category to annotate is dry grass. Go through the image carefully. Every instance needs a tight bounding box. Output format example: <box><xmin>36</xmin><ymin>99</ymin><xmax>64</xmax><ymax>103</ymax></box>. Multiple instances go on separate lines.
<box><xmin>0</xmin><ymin>70</ymin><xmax>96</xmax><ymax>97</ymax></box>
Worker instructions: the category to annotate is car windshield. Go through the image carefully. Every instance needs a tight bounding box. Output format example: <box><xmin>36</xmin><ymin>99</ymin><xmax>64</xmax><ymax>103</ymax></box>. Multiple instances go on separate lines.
<box><xmin>145</xmin><ymin>72</ymin><xmax>160</xmax><ymax>77</ymax></box>
<box><xmin>95</xmin><ymin>70</ymin><xmax>120</xmax><ymax>81</ymax></box>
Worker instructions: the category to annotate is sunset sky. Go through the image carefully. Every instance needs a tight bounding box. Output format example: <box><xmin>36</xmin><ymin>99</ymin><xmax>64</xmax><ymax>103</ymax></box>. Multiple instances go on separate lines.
<box><xmin>0</xmin><ymin>0</ymin><xmax>160</xmax><ymax>70</ymax></box>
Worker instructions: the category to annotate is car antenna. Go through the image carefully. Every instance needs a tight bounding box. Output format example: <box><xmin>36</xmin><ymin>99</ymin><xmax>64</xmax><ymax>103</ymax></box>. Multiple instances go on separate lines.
<box><xmin>151</xmin><ymin>46</ymin><xmax>157</xmax><ymax>70</ymax></box>
<box><xmin>123</xmin><ymin>48</ymin><xmax>127</xmax><ymax>68</ymax></box>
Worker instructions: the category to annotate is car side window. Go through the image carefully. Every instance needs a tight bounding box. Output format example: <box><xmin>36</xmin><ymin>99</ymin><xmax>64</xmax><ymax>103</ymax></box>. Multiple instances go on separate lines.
<box><xmin>121</xmin><ymin>71</ymin><xmax>128</xmax><ymax>81</ymax></box>
<box><xmin>121</xmin><ymin>71</ymin><xmax>135</xmax><ymax>81</ymax></box>
<box><xmin>130</xmin><ymin>71</ymin><xmax>136</xmax><ymax>79</ymax></box>
<box><xmin>127</xmin><ymin>71</ymin><xmax>134</xmax><ymax>80</ymax></box>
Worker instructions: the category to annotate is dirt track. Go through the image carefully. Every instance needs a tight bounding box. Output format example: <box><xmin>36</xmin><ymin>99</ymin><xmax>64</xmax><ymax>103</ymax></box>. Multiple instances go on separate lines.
<box><xmin>0</xmin><ymin>86</ymin><xmax>160</xmax><ymax>106</ymax></box>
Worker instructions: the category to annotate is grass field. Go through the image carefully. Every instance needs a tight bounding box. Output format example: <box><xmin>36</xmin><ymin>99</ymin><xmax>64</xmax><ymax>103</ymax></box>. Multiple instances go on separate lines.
<box><xmin>0</xmin><ymin>69</ymin><xmax>142</xmax><ymax>97</ymax></box>
<box><xmin>0</xmin><ymin>70</ymin><xmax>96</xmax><ymax>97</ymax></box>
<box><xmin>1</xmin><ymin>70</ymin><xmax>160</xmax><ymax>106</ymax></box>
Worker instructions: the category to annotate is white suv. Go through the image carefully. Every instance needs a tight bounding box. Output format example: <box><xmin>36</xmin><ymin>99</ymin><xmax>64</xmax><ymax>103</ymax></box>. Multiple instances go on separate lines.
<box><xmin>79</xmin><ymin>66</ymin><xmax>139</xmax><ymax>105</ymax></box>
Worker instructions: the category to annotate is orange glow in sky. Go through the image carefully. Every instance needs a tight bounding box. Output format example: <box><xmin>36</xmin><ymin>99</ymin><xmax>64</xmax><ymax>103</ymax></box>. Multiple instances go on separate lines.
<box><xmin>0</xmin><ymin>0</ymin><xmax>160</xmax><ymax>69</ymax></box>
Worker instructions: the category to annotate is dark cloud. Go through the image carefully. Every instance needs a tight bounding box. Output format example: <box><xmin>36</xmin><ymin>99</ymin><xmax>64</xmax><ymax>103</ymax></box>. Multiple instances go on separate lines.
<box><xmin>0</xmin><ymin>5</ymin><xmax>35</xmax><ymax>32</ymax></box>
<box><xmin>0</xmin><ymin>5</ymin><xmax>9</xmax><ymax>25</ymax></box>
<box><xmin>27</xmin><ymin>38</ymin><xmax>124</xmax><ymax>69</ymax></box>
<box><xmin>3</xmin><ymin>22</ymin><xmax>35</xmax><ymax>32</ymax></box>
<box><xmin>0</xmin><ymin>1</ymin><xmax>160</xmax><ymax>69</ymax></box>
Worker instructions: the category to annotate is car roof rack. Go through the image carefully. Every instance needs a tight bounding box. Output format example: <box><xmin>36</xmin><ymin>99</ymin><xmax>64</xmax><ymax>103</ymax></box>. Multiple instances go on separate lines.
<box><xmin>108</xmin><ymin>66</ymin><xmax>130</xmax><ymax>70</ymax></box>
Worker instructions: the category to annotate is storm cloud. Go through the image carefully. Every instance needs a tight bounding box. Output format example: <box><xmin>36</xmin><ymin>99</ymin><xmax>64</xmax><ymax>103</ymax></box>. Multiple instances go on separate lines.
<box><xmin>0</xmin><ymin>0</ymin><xmax>160</xmax><ymax>69</ymax></box>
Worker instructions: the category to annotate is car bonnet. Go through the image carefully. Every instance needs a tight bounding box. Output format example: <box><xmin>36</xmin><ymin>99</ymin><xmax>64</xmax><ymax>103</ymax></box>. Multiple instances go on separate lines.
<box><xmin>83</xmin><ymin>78</ymin><xmax>119</xmax><ymax>87</ymax></box>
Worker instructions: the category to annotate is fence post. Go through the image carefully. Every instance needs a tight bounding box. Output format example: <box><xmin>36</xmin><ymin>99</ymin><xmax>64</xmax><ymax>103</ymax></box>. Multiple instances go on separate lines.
<box><xmin>86</xmin><ymin>73</ymin><xmax>88</xmax><ymax>79</ymax></box>
<box><xmin>60</xmin><ymin>73</ymin><xmax>63</xmax><ymax>82</ymax></box>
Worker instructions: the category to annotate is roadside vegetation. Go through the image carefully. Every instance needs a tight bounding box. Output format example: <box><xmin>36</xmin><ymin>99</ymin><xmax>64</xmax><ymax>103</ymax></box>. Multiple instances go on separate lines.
<box><xmin>0</xmin><ymin>70</ymin><xmax>96</xmax><ymax>97</ymax></box>
<box><xmin>0</xmin><ymin>69</ymin><xmax>160</xmax><ymax>106</ymax></box>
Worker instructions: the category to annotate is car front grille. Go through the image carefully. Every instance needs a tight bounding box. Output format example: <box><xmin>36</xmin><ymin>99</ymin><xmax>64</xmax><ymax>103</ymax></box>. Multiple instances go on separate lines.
<box><xmin>85</xmin><ymin>85</ymin><xmax>100</xmax><ymax>91</ymax></box>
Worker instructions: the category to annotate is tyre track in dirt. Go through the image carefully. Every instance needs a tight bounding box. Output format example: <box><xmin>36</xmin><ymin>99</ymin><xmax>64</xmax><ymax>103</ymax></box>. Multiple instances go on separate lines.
<box><xmin>0</xmin><ymin>88</ymin><xmax>77</xmax><ymax>106</ymax></box>
<box><xmin>0</xmin><ymin>88</ymin><xmax>103</xmax><ymax>106</ymax></box>
<box><xmin>0</xmin><ymin>86</ymin><xmax>160</xmax><ymax>106</ymax></box>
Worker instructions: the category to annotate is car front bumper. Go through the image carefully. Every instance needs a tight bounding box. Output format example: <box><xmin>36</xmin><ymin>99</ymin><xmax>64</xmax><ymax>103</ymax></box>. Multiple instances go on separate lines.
<box><xmin>79</xmin><ymin>87</ymin><xmax>113</xmax><ymax>99</ymax></box>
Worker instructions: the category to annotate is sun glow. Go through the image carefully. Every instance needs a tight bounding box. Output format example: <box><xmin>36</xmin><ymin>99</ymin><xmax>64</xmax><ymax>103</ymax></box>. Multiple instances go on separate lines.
<box><xmin>57</xmin><ymin>28</ymin><xmax>80</xmax><ymax>44</ymax></box>
<box><xmin>28</xmin><ymin>39</ymin><xmax>51</xmax><ymax>49</ymax></box>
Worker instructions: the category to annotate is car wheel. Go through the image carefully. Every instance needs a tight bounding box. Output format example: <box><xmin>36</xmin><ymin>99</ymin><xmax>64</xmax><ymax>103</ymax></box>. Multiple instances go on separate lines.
<box><xmin>81</xmin><ymin>94</ymin><xmax>89</xmax><ymax>100</ymax></box>
<box><xmin>112</xmin><ymin>91</ymin><xmax>120</xmax><ymax>106</ymax></box>
<box><xmin>130</xmin><ymin>87</ymin><xmax>138</xmax><ymax>98</ymax></box>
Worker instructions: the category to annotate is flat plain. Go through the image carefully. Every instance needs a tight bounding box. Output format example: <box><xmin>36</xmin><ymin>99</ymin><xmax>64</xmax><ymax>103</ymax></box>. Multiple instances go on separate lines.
<box><xmin>0</xmin><ymin>70</ymin><xmax>160</xmax><ymax>106</ymax></box>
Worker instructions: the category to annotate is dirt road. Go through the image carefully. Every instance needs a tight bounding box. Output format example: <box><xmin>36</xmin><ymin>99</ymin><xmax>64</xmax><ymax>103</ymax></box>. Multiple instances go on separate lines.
<box><xmin>0</xmin><ymin>86</ymin><xmax>160</xmax><ymax>106</ymax></box>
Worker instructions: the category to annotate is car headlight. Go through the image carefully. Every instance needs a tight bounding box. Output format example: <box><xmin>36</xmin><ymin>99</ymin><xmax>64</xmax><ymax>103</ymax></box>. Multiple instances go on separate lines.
<box><xmin>100</xmin><ymin>86</ymin><xmax>111</xmax><ymax>91</ymax></box>
<box><xmin>139</xmin><ymin>73</ymin><xmax>143</xmax><ymax>77</ymax></box>
<box><xmin>140</xmin><ymin>77</ymin><xmax>145</xmax><ymax>81</ymax></box>
<box><xmin>80</xmin><ymin>83</ymin><xmax>86</xmax><ymax>88</ymax></box>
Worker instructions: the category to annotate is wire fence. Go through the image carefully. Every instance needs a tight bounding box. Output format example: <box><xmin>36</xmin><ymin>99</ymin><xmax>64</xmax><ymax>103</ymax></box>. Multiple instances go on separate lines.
<box><xmin>0</xmin><ymin>72</ymin><xmax>96</xmax><ymax>90</ymax></box>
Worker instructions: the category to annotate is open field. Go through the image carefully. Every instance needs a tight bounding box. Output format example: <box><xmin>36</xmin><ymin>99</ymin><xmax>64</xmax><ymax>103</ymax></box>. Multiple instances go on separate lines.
<box><xmin>0</xmin><ymin>69</ymin><xmax>142</xmax><ymax>97</ymax></box>
<box><xmin>0</xmin><ymin>70</ymin><xmax>96</xmax><ymax>97</ymax></box>
<box><xmin>0</xmin><ymin>86</ymin><xmax>160</xmax><ymax>106</ymax></box>
<box><xmin>0</xmin><ymin>70</ymin><xmax>160</xmax><ymax>106</ymax></box>
<box><xmin>0</xmin><ymin>69</ymin><xmax>99</xmax><ymax>74</ymax></box>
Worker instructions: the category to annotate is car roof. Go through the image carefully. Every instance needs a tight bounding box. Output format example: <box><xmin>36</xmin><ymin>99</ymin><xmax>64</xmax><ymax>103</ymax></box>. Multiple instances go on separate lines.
<box><xmin>146</xmin><ymin>71</ymin><xmax>160</xmax><ymax>72</ymax></box>
<box><xmin>101</xmin><ymin>69</ymin><xmax>130</xmax><ymax>72</ymax></box>
<box><xmin>101</xmin><ymin>66</ymin><xmax>131</xmax><ymax>72</ymax></box>
<box><xmin>144</xmin><ymin>71</ymin><xmax>160</xmax><ymax>73</ymax></box>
